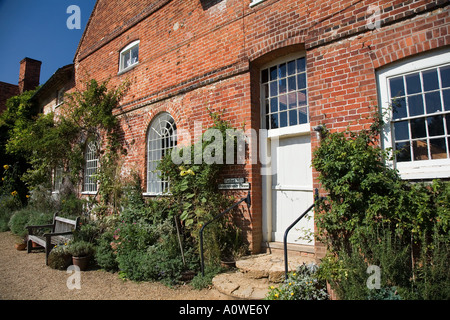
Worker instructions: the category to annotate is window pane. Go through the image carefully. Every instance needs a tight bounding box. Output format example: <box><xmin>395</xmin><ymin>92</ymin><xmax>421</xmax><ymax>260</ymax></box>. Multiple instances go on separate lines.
<box><xmin>270</xmin><ymin>97</ymin><xmax>278</xmax><ymax>113</ymax></box>
<box><xmin>411</xmin><ymin>118</ymin><xmax>426</xmax><ymax>138</ymax></box>
<box><xmin>427</xmin><ymin>115</ymin><xmax>444</xmax><ymax>136</ymax></box>
<box><xmin>394</xmin><ymin>121</ymin><xmax>409</xmax><ymax>141</ymax></box>
<box><xmin>280</xmin><ymin>112</ymin><xmax>287</xmax><ymax>128</ymax></box>
<box><xmin>392</xmin><ymin>97</ymin><xmax>407</xmax><ymax>119</ymax></box>
<box><xmin>430</xmin><ymin>138</ymin><xmax>447</xmax><ymax>159</ymax></box>
<box><xmin>265</xmin><ymin>99</ymin><xmax>270</xmax><ymax>114</ymax></box>
<box><xmin>270</xmin><ymin>66</ymin><xmax>277</xmax><ymax>81</ymax></box>
<box><xmin>395</xmin><ymin>141</ymin><xmax>411</xmax><ymax>162</ymax></box>
<box><xmin>443</xmin><ymin>89</ymin><xmax>450</xmax><ymax>111</ymax></box>
<box><xmin>440</xmin><ymin>65</ymin><xmax>450</xmax><ymax>88</ymax></box>
<box><xmin>297</xmin><ymin>58</ymin><xmax>306</xmax><ymax>73</ymax></box>
<box><xmin>289</xmin><ymin>109</ymin><xmax>298</xmax><ymax>126</ymax></box>
<box><xmin>122</xmin><ymin>51</ymin><xmax>130</xmax><ymax>69</ymax></box>
<box><xmin>425</xmin><ymin>91</ymin><xmax>442</xmax><ymax>113</ymax></box>
<box><xmin>297</xmin><ymin>73</ymin><xmax>307</xmax><ymax>89</ymax></box>
<box><xmin>279</xmin><ymin>94</ymin><xmax>287</xmax><ymax>111</ymax></box>
<box><xmin>298</xmin><ymin>90</ymin><xmax>307</xmax><ymax>106</ymax></box>
<box><xmin>413</xmin><ymin>140</ymin><xmax>429</xmax><ymax>160</ymax></box>
<box><xmin>447</xmin><ymin>115</ymin><xmax>450</xmax><ymax>134</ymax></box>
<box><xmin>389</xmin><ymin>76</ymin><xmax>405</xmax><ymax>98</ymax></box>
<box><xmin>299</xmin><ymin>107</ymin><xmax>308</xmax><ymax>124</ymax></box>
<box><xmin>423</xmin><ymin>69</ymin><xmax>439</xmax><ymax>91</ymax></box>
<box><xmin>287</xmin><ymin>60</ymin><xmax>296</xmax><ymax>75</ymax></box>
<box><xmin>270</xmin><ymin>81</ymin><xmax>278</xmax><ymax>96</ymax></box>
<box><xmin>288</xmin><ymin>76</ymin><xmax>296</xmax><ymax>92</ymax></box>
<box><xmin>405</xmin><ymin>73</ymin><xmax>421</xmax><ymax>94</ymax></box>
<box><xmin>408</xmin><ymin>95</ymin><xmax>424</xmax><ymax>117</ymax></box>
<box><xmin>279</xmin><ymin>78</ymin><xmax>287</xmax><ymax>94</ymax></box>
<box><xmin>278</xmin><ymin>63</ymin><xmax>286</xmax><ymax>78</ymax></box>
<box><xmin>131</xmin><ymin>46</ymin><xmax>139</xmax><ymax>63</ymax></box>
<box><xmin>270</xmin><ymin>114</ymin><xmax>279</xmax><ymax>129</ymax></box>
<box><xmin>261</xmin><ymin>69</ymin><xmax>268</xmax><ymax>83</ymax></box>
<box><xmin>288</xmin><ymin>92</ymin><xmax>297</xmax><ymax>109</ymax></box>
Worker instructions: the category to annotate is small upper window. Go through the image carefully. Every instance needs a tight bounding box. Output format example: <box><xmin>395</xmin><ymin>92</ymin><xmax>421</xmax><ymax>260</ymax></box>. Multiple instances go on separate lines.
<box><xmin>119</xmin><ymin>40</ymin><xmax>139</xmax><ymax>73</ymax></box>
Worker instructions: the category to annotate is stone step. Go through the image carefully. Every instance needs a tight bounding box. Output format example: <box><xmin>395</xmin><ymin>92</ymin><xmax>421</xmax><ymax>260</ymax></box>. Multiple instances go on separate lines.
<box><xmin>212</xmin><ymin>271</ymin><xmax>273</xmax><ymax>300</ymax></box>
<box><xmin>212</xmin><ymin>253</ymin><xmax>317</xmax><ymax>300</ymax></box>
<box><xmin>236</xmin><ymin>253</ymin><xmax>316</xmax><ymax>282</ymax></box>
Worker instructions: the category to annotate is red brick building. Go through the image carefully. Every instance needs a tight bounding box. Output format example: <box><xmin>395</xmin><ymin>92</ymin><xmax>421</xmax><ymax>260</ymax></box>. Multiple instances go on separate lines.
<box><xmin>71</xmin><ymin>0</ymin><xmax>450</xmax><ymax>256</ymax></box>
<box><xmin>0</xmin><ymin>57</ymin><xmax>41</xmax><ymax>113</ymax></box>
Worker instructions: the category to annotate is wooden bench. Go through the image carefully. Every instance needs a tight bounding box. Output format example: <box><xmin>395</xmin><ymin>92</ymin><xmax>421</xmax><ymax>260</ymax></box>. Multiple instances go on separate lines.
<box><xmin>26</xmin><ymin>212</ymin><xmax>80</xmax><ymax>265</ymax></box>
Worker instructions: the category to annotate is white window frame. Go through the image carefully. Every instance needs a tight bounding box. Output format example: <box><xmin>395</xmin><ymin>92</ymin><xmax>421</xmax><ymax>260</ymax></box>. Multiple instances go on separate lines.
<box><xmin>144</xmin><ymin>113</ymin><xmax>177</xmax><ymax>196</ymax></box>
<box><xmin>260</xmin><ymin>52</ymin><xmax>310</xmax><ymax>138</ymax></box>
<box><xmin>56</xmin><ymin>88</ymin><xmax>65</xmax><ymax>108</ymax></box>
<box><xmin>118</xmin><ymin>40</ymin><xmax>139</xmax><ymax>74</ymax></box>
<box><xmin>52</xmin><ymin>166</ymin><xmax>63</xmax><ymax>194</ymax></box>
<box><xmin>82</xmin><ymin>140</ymin><xmax>99</xmax><ymax>194</ymax></box>
<box><xmin>250</xmin><ymin>0</ymin><xmax>266</xmax><ymax>7</ymax></box>
<box><xmin>377</xmin><ymin>48</ymin><xmax>450</xmax><ymax>180</ymax></box>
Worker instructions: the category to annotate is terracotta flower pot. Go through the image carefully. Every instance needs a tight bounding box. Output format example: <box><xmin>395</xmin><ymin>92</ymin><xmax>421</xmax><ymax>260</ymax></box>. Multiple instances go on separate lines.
<box><xmin>15</xmin><ymin>243</ymin><xmax>27</xmax><ymax>251</ymax></box>
<box><xmin>72</xmin><ymin>256</ymin><xmax>90</xmax><ymax>271</ymax></box>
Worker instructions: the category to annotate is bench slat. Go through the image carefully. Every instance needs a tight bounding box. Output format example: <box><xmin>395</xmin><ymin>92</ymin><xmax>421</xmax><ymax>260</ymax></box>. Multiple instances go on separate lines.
<box><xmin>55</xmin><ymin>216</ymin><xmax>77</xmax><ymax>226</ymax></box>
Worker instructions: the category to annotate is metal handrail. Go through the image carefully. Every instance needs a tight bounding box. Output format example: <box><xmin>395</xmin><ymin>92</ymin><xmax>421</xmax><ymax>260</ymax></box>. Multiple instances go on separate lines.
<box><xmin>199</xmin><ymin>191</ymin><xmax>251</xmax><ymax>276</ymax></box>
<box><xmin>283</xmin><ymin>188</ymin><xmax>319</xmax><ymax>280</ymax></box>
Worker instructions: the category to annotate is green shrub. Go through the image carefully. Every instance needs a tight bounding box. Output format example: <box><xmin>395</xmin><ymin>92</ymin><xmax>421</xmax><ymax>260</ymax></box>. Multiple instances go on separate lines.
<box><xmin>8</xmin><ymin>207</ymin><xmax>54</xmax><ymax>238</ymax></box>
<box><xmin>95</xmin><ymin>231</ymin><xmax>119</xmax><ymax>272</ymax></box>
<box><xmin>266</xmin><ymin>263</ymin><xmax>328</xmax><ymax>300</ymax></box>
<box><xmin>8</xmin><ymin>208</ymin><xmax>32</xmax><ymax>237</ymax></box>
<box><xmin>48</xmin><ymin>243</ymin><xmax>72</xmax><ymax>270</ymax></box>
<box><xmin>0</xmin><ymin>195</ymin><xmax>22</xmax><ymax>231</ymax></box>
<box><xmin>312</xmin><ymin>110</ymin><xmax>450</xmax><ymax>300</ymax></box>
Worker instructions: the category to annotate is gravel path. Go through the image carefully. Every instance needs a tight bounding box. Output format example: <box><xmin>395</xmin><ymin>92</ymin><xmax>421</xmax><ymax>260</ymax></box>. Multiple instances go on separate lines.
<box><xmin>0</xmin><ymin>232</ymin><xmax>232</xmax><ymax>300</ymax></box>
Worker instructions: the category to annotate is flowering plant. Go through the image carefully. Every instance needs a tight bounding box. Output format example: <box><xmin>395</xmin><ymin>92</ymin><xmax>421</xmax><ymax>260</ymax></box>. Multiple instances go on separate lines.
<box><xmin>266</xmin><ymin>263</ymin><xmax>329</xmax><ymax>300</ymax></box>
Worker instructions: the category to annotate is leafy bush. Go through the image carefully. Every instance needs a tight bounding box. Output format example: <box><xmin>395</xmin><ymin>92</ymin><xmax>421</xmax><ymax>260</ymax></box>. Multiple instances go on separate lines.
<box><xmin>8</xmin><ymin>207</ymin><xmax>54</xmax><ymax>238</ymax></box>
<box><xmin>114</xmin><ymin>184</ymin><xmax>199</xmax><ymax>285</ymax></box>
<box><xmin>95</xmin><ymin>231</ymin><xmax>119</xmax><ymax>272</ymax></box>
<box><xmin>48</xmin><ymin>243</ymin><xmax>72</xmax><ymax>270</ymax></box>
<box><xmin>266</xmin><ymin>263</ymin><xmax>328</xmax><ymax>300</ymax></box>
<box><xmin>0</xmin><ymin>195</ymin><xmax>22</xmax><ymax>232</ymax></box>
<box><xmin>157</xmin><ymin>113</ymin><xmax>247</xmax><ymax>266</ymax></box>
<box><xmin>312</xmin><ymin>111</ymin><xmax>450</xmax><ymax>300</ymax></box>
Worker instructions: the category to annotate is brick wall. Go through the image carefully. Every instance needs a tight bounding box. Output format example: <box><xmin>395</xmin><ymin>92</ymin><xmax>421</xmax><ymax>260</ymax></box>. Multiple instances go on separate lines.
<box><xmin>18</xmin><ymin>58</ymin><xmax>41</xmax><ymax>94</ymax></box>
<box><xmin>75</xmin><ymin>0</ymin><xmax>450</xmax><ymax>254</ymax></box>
<box><xmin>0</xmin><ymin>82</ymin><xmax>19</xmax><ymax>114</ymax></box>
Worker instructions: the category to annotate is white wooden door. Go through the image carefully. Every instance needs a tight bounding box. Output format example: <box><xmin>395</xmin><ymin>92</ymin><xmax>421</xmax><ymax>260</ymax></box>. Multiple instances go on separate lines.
<box><xmin>271</xmin><ymin>134</ymin><xmax>314</xmax><ymax>245</ymax></box>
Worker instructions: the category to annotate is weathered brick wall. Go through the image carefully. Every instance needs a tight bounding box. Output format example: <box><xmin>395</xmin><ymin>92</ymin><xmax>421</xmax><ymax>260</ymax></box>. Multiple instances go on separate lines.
<box><xmin>75</xmin><ymin>0</ymin><xmax>450</xmax><ymax>254</ymax></box>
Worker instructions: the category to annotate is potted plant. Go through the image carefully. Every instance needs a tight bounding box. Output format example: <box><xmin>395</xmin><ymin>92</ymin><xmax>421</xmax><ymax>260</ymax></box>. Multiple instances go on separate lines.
<box><xmin>67</xmin><ymin>240</ymin><xmax>95</xmax><ymax>271</ymax></box>
<box><xmin>14</xmin><ymin>236</ymin><xmax>27</xmax><ymax>251</ymax></box>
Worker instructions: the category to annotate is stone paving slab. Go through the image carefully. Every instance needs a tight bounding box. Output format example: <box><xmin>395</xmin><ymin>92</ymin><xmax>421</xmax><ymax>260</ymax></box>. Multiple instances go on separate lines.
<box><xmin>212</xmin><ymin>253</ymin><xmax>317</xmax><ymax>299</ymax></box>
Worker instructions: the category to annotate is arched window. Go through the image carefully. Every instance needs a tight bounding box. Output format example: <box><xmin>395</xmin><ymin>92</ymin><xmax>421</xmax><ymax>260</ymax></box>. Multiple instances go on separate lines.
<box><xmin>147</xmin><ymin>112</ymin><xmax>177</xmax><ymax>194</ymax></box>
<box><xmin>83</xmin><ymin>140</ymin><xmax>99</xmax><ymax>193</ymax></box>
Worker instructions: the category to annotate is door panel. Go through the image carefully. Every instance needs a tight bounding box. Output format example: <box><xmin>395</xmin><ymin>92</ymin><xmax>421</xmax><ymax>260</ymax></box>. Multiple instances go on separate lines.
<box><xmin>271</xmin><ymin>134</ymin><xmax>314</xmax><ymax>244</ymax></box>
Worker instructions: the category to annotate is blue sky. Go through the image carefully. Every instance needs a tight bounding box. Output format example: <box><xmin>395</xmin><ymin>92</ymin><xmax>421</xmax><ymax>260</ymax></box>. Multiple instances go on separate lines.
<box><xmin>0</xmin><ymin>0</ymin><xmax>96</xmax><ymax>85</ymax></box>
